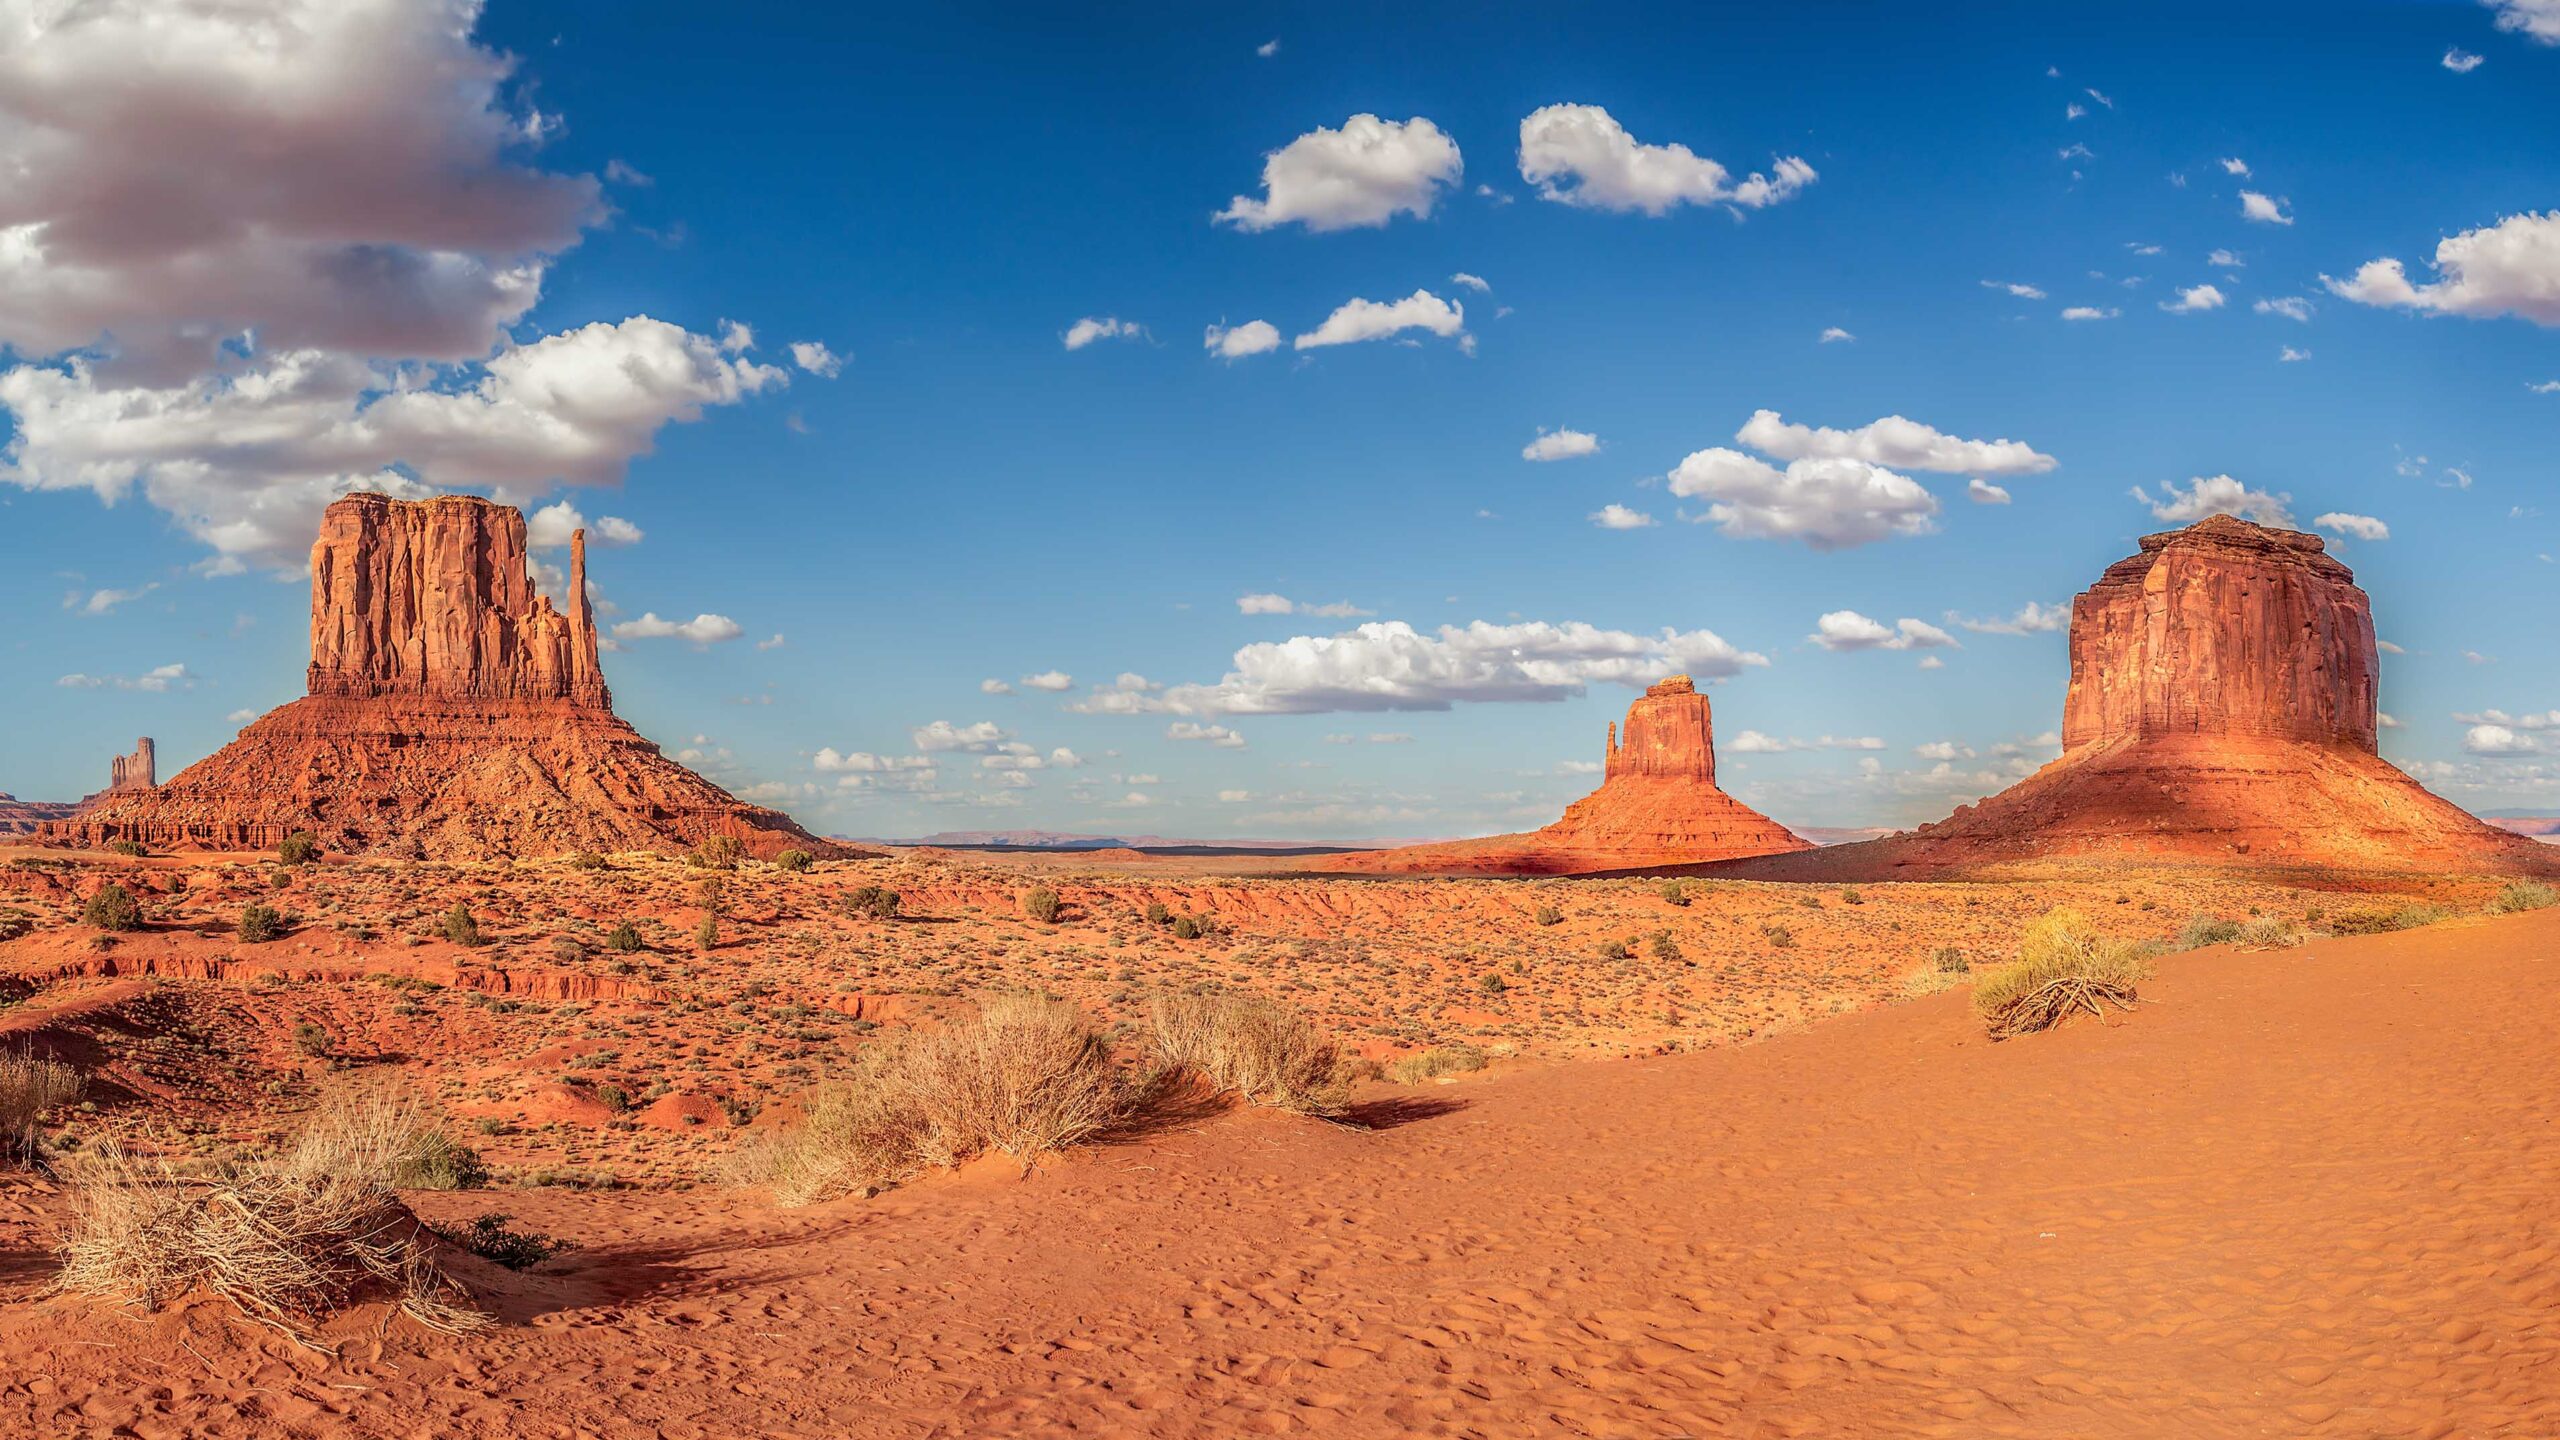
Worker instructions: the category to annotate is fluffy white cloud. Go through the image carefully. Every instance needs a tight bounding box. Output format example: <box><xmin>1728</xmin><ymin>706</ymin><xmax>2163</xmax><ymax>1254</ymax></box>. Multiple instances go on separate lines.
<box><xmin>526</xmin><ymin>501</ymin><xmax>642</xmax><ymax>550</ymax></box>
<box><xmin>2281</xmin><ymin>346</ymin><xmax>2312</xmax><ymax>362</ymax></box>
<box><xmin>2220</xmin><ymin>157</ymin><xmax>2252</xmax><ymax>177</ymax></box>
<box><xmin>2456</xmin><ymin>708</ymin><xmax>2560</xmax><ymax>730</ymax></box>
<box><xmin>2488</xmin><ymin>0</ymin><xmax>2560</xmax><ymax>43</ymax></box>
<box><xmin>0</xmin><ymin>0</ymin><xmax>597</xmax><ymax>375</ymax></box>
<box><xmin>1237</xmin><ymin>594</ymin><xmax>1371</xmax><ymax>618</ymax></box>
<box><xmin>1668</xmin><ymin>448</ymin><xmax>1940</xmax><ymax>550</ymax></box>
<box><xmin>2240</xmin><ymin>191</ymin><xmax>2294</xmax><ymax>226</ymax></box>
<box><xmin>1063</xmin><ymin>316</ymin><xmax>1143</xmax><ymax>350</ymax></box>
<box><xmin>2444</xmin><ymin>47</ymin><xmax>2486</xmax><ymax>72</ymax></box>
<box><xmin>787</xmin><ymin>341</ymin><xmax>844</xmax><ymax>377</ymax></box>
<box><xmin>57</xmin><ymin>662</ymin><xmax>194</xmax><ymax>692</ymax></box>
<box><xmin>814</xmin><ymin>749</ymin><xmax>935</xmax><ymax>774</ymax></box>
<box><xmin>912</xmin><ymin>720</ymin><xmax>1012</xmax><ymax>753</ymax></box>
<box><xmin>1203</xmin><ymin>320</ymin><xmax>1280</xmax><ymax>359</ymax></box>
<box><xmin>1967</xmin><ymin>479</ymin><xmax>2012</xmax><ymax>504</ymax></box>
<box><xmin>1808</xmin><ymin>611</ymin><xmax>1960</xmax><ymax>652</ymax></box>
<box><xmin>1734</xmin><ymin>409</ymin><xmax>2056</xmax><ymax>476</ymax></box>
<box><xmin>2061</xmin><ymin>306</ymin><xmax>2120</xmax><ymax>321</ymax></box>
<box><xmin>2162</xmin><ymin>284</ymin><xmax>2227</xmax><ymax>313</ymax></box>
<box><xmin>1019</xmin><ymin>671</ymin><xmax>1074</xmax><ymax>692</ymax></box>
<box><xmin>1</xmin><ymin>315</ymin><xmax>785</xmax><ymax>567</ymax></box>
<box><xmin>613</xmin><ymin>612</ymin><xmax>744</xmax><ymax>646</ymax></box>
<box><xmin>2132</xmin><ymin>476</ymin><xmax>2296</xmax><ymax>527</ymax></box>
<box><xmin>1819</xmin><ymin>326</ymin><xmax>1855</xmax><ymax>343</ymax></box>
<box><xmin>1517</xmin><ymin>104</ymin><xmax>1814</xmax><ymax>215</ymax></box>
<box><xmin>1953</xmin><ymin>601</ymin><xmax>2070</xmax><ymax>635</ymax></box>
<box><xmin>2323</xmin><ymin>212</ymin><xmax>2560</xmax><ymax>325</ymax></box>
<box><xmin>1985</xmin><ymin>280</ymin><xmax>2049</xmax><ymax>300</ymax></box>
<box><xmin>1166</xmin><ymin>721</ymin><xmax>1247</xmax><ymax>749</ymax></box>
<box><xmin>1522</xmin><ymin>427</ymin><xmax>1602</xmax><ymax>462</ymax></box>
<box><xmin>2254</xmin><ymin>297</ymin><xmax>2314</xmax><ymax>322</ymax></box>
<box><xmin>1589</xmin><ymin>504</ymin><xmax>1656</xmax><ymax>530</ymax></box>
<box><xmin>1073</xmin><ymin>618</ymin><xmax>1768</xmax><ymax>716</ymax></box>
<box><xmin>979</xmin><ymin>678</ymin><xmax>1013</xmax><ymax>695</ymax></box>
<box><xmin>1293</xmin><ymin>290</ymin><xmax>1469</xmax><ymax>351</ymax></box>
<box><xmin>66</xmin><ymin>583</ymin><xmax>157</xmax><ymax>615</ymax></box>
<box><xmin>1449</xmin><ymin>272</ymin><xmax>1490</xmax><ymax>292</ymax></box>
<box><xmin>1215</xmin><ymin>114</ymin><xmax>1461</xmax><ymax>233</ymax></box>
<box><xmin>2314</xmin><ymin>512</ymin><xmax>2390</xmax><ymax>541</ymax></box>
<box><xmin>2465</xmin><ymin>724</ymin><xmax>2539</xmax><ymax>756</ymax></box>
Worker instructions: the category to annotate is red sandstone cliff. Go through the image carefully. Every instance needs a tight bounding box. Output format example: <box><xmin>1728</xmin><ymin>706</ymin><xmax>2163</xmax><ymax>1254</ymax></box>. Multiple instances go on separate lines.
<box><xmin>46</xmin><ymin>494</ymin><xmax>837</xmax><ymax>861</ymax></box>
<box><xmin>1321</xmin><ymin>676</ymin><xmax>1808</xmax><ymax>875</ymax></box>
<box><xmin>1732</xmin><ymin>516</ymin><xmax>2550</xmax><ymax>879</ymax></box>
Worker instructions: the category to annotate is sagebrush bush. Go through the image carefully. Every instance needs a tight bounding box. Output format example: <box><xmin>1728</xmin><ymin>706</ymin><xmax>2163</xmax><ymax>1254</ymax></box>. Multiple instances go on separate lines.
<box><xmin>2329</xmin><ymin>902</ymin><xmax>2454</xmax><ymax>935</ymax></box>
<box><xmin>83</xmin><ymin>884</ymin><xmax>142</xmax><ymax>932</ymax></box>
<box><xmin>2233</xmin><ymin>915</ymin><xmax>2302</xmax><ymax>949</ymax></box>
<box><xmin>2490</xmin><ymin>880</ymin><xmax>2558</xmax><ymax>915</ymax></box>
<box><xmin>1</xmin><ymin>1050</ymin><xmax>83</xmax><ymax>1165</ymax></box>
<box><xmin>1022</xmin><ymin>887</ymin><xmax>1063</xmax><ymax>924</ymax></box>
<box><xmin>278</xmin><ymin>831</ymin><xmax>319</xmax><ymax>866</ymax></box>
<box><xmin>847</xmin><ymin>886</ymin><xmax>902</xmax><ymax>920</ymax></box>
<box><xmin>689</xmin><ymin>835</ymin><xmax>745</xmax><ymax>871</ymax></box>
<box><xmin>739</xmin><ymin>996</ymin><xmax>1131</xmax><ymax>1206</ymax></box>
<box><xmin>1387</xmin><ymin>1044</ymin><xmax>1488</xmax><ymax>1084</ymax></box>
<box><xmin>441</xmin><ymin>905</ymin><xmax>483</xmax><ymax>947</ymax></box>
<box><xmin>2178</xmin><ymin>915</ymin><xmax>2242</xmax><ymax>949</ymax></box>
<box><xmin>775</xmin><ymin>848</ymin><xmax>814</xmax><ymax>873</ymax></box>
<box><xmin>1150</xmin><ymin>990</ymin><xmax>1348</xmax><ymax>1115</ymax></box>
<box><xmin>1533</xmin><ymin>904</ymin><xmax>1563</xmax><ymax>927</ymax></box>
<box><xmin>605</xmin><ymin>921</ymin><xmax>644</xmax><ymax>952</ymax></box>
<box><xmin>1974</xmin><ymin>908</ymin><xmax>2152</xmax><ymax>1039</ymax></box>
<box><xmin>1658</xmin><ymin>880</ymin><xmax>1691</xmax><ymax>907</ymax></box>
<box><xmin>433</xmin><ymin>1213</ymin><xmax>569</xmax><ymax>1271</ymax></box>
<box><xmin>278</xmin><ymin>1089</ymin><xmax>488</xmax><ymax>1192</ymax></box>
<box><xmin>107</xmin><ymin>839</ymin><xmax>145</xmax><ymax>858</ymax></box>
<box><xmin>237</xmin><ymin>904</ymin><xmax>284</xmax><ymax>944</ymax></box>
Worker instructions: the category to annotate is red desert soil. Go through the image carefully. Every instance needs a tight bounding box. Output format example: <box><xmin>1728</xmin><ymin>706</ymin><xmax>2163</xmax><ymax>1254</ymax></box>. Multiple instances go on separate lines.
<box><xmin>5</xmin><ymin>906</ymin><xmax>2557</xmax><ymax>1438</ymax></box>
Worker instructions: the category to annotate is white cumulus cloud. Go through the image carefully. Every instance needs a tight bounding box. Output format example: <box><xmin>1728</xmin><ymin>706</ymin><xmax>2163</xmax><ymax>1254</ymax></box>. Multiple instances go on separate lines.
<box><xmin>2162</xmin><ymin>284</ymin><xmax>2227</xmax><ymax>313</ymax></box>
<box><xmin>1669</xmin><ymin>449</ymin><xmax>1940</xmax><ymax>550</ymax></box>
<box><xmin>1063</xmin><ymin>317</ymin><xmax>1144</xmax><ymax>351</ymax></box>
<box><xmin>1808</xmin><ymin>611</ymin><xmax>1961</xmax><ymax>652</ymax></box>
<box><xmin>2314</xmin><ymin>512</ymin><xmax>2391</xmax><ymax>541</ymax></box>
<box><xmin>1734</xmin><ymin>409</ymin><xmax>2056</xmax><ymax>476</ymax></box>
<box><xmin>1204</xmin><ymin>320</ymin><xmax>1281</xmax><ymax>359</ymax></box>
<box><xmin>613</xmin><ymin>612</ymin><xmax>744</xmax><ymax>646</ymax></box>
<box><xmin>2323</xmin><ymin>212</ymin><xmax>2560</xmax><ymax>325</ymax></box>
<box><xmin>2240</xmin><ymin>191</ymin><xmax>2294</xmax><ymax>226</ymax></box>
<box><xmin>1516</xmin><ymin>103</ymin><xmax>1814</xmax><ymax>215</ymax></box>
<box><xmin>1215</xmin><ymin>114</ymin><xmax>1462</xmax><ymax>233</ymax></box>
<box><xmin>1590</xmin><ymin>504</ymin><xmax>1656</xmax><ymax>530</ymax></box>
<box><xmin>1293</xmin><ymin>290</ymin><xmax>1469</xmax><ymax>351</ymax></box>
<box><xmin>1522</xmin><ymin>427</ymin><xmax>1602</xmax><ymax>462</ymax></box>
<box><xmin>2132</xmin><ymin>476</ymin><xmax>2296</xmax><ymax>528</ymax></box>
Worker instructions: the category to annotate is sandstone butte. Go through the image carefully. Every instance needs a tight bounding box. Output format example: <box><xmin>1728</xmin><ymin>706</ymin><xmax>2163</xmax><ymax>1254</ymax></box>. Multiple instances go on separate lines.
<box><xmin>1735</xmin><ymin>514</ymin><xmax>2557</xmax><ymax>879</ymax></box>
<box><xmin>43</xmin><ymin>493</ymin><xmax>838</xmax><ymax>861</ymax></box>
<box><xmin>1320</xmin><ymin>675</ymin><xmax>1811</xmax><ymax>875</ymax></box>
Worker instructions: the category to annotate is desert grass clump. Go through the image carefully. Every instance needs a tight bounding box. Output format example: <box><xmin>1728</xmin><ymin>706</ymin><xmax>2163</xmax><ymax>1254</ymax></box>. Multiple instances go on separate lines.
<box><xmin>1974</xmin><ymin>908</ymin><xmax>2152</xmax><ymax>1040</ymax></box>
<box><xmin>83</xmin><ymin>883</ymin><xmax>143</xmax><ymax>932</ymax></box>
<box><xmin>740</xmin><ymin>996</ymin><xmax>1132</xmax><ymax>1206</ymax></box>
<box><xmin>1387</xmin><ymin>1043</ymin><xmax>1489</xmax><ymax>1084</ymax></box>
<box><xmin>1021</xmin><ymin>886</ymin><xmax>1063</xmax><ymax>924</ymax></box>
<box><xmin>2490</xmin><ymin>879</ymin><xmax>2559</xmax><ymax>915</ymax></box>
<box><xmin>2178</xmin><ymin>915</ymin><xmax>2243</xmax><ymax>949</ymax></box>
<box><xmin>277</xmin><ymin>1089</ymin><xmax>489</xmax><ymax>1192</ymax></box>
<box><xmin>53</xmin><ymin>1143</ymin><xmax>481</xmax><ymax>1341</ymax></box>
<box><xmin>1533</xmin><ymin>904</ymin><xmax>1563</xmax><ymax>927</ymax></box>
<box><xmin>1</xmin><ymin>1049</ymin><xmax>83</xmax><ymax>1165</ymax></box>
<box><xmin>2233</xmin><ymin>915</ymin><xmax>2303</xmax><ymax>949</ymax></box>
<box><xmin>1903</xmin><ymin>947</ymin><xmax>1970</xmax><ymax>997</ymax></box>
<box><xmin>2329</xmin><ymin>902</ymin><xmax>2454</xmax><ymax>935</ymax></box>
<box><xmin>1149</xmin><ymin>989</ymin><xmax>1349</xmax><ymax>1116</ymax></box>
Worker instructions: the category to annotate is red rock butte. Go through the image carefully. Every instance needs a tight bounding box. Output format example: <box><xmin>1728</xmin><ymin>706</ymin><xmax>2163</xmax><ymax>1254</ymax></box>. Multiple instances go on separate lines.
<box><xmin>44</xmin><ymin>494</ymin><xmax>838</xmax><ymax>861</ymax></box>
<box><xmin>1739</xmin><ymin>515</ymin><xmax>2554</xmax><ymax>878</ymax></box>
<box><xmin>1320</xmin><ymin>675</ymin><xmax>1810</xmax><ymax>875</ymax></box>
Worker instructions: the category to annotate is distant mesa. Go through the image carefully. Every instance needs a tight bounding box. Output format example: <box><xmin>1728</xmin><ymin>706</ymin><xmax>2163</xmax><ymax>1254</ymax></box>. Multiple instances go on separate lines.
<box><xmin>1740</xmin><ymin>515</ymin><xmax>2554</xmax><ymax>877</ymax></box>
<box><xmin>45</xmin><ymin>493</ymin><xmax>839</xmax><ymax>861</ymax></box>
<box><xmin>1321</xmin><ymin>674</ymin><xmax>1811</xmax><ymax>875</ymax></box>
<box><xmin>0</xmin><ymin>792</ymin><xmax>79</xmax><ymax>838</ymax></box>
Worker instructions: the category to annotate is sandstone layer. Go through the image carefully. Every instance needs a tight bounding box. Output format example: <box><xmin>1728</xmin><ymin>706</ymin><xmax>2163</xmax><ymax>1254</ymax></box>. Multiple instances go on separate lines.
<box><xmin>105</xmin><ymin>738</ymin><xmax>155</xmax><ymax>795</ymax></box>
<box><xmin>47</xmin><ymin>493</ymin><xmax>834</xmax><ymax>861</ymax></box>
<box><xmin>1321</xmin><ymin>676</ymin><xmax>1809</xmax><ymax>875</ymax></box>
<box><xmin>1733</xmin><ymin>516</ymin><xmax>2552</xmax><ymax>879</ymax></box>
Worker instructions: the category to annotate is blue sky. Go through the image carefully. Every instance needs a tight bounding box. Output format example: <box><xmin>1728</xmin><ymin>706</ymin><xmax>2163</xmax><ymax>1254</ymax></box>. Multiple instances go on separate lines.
<box><xmin>3</xmin><ymin>0</ymin><xmax>2556</xmax><ymax>839</ymax></box>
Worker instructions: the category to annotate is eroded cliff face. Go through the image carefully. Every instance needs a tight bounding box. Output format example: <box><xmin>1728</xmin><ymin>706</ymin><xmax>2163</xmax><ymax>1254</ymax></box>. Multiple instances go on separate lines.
<box><xmin>1326</xmin><ymin>674</ymin><xmax>1806</xmax><ymax>874</ymax></box>
<box><xmin>2062</xmin><ymin>515</ymin><xmax>2378</xmax><ymax>753</ymax></box>
<box><xmin>308</xmin><ymin>494</ymin><xmax>608</xmax><ymax>708</ymax></box>
<box><xmin>1605</xmin><ymin>676</ymin><xmax>1717</xmax><ymax>784</ymax></box>
<box><xmin>47</xmin><ymin>493</ymin><xmax>834</xmax><ymax>860</ymax></box>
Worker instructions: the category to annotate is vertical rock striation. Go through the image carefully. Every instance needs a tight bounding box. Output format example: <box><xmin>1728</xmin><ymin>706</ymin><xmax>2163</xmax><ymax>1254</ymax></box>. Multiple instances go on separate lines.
<box><xmin>107</xmin><ymin>739</ymin><xmax>155</xmax><ymax>793</ymax></box>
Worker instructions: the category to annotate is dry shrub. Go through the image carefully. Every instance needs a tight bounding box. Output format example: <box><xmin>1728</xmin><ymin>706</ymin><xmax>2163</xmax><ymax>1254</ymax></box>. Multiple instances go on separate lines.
<box><xmin>2490</xmin><ymin>880</ymin><xmax>2558</xmax><ymax>915</ymax></box>
<box><xmin>740</xmin><ymin>996</ymin><xmax>1132</xmax><ymax>1207</ymax></box>
<box><xmin>2329</xmin><ymin>902</ymin><xmax>2454</xmax><ymax>936</ymax></box>
<box><xmin>1149</xmin><ymin>989</ymin><xmax>1348</xmax><ymax>1115</ymax></box>
<box><xmin>1</xmin><ymin>1050</ymin><xmax>83</xmax><ymax>1165</ymax></box>
<box><xmin>278</xmin><ymin>1089</ymin><xmax>487</xmax><ymax>1192</ymax></box>
<box><xmin>1387</xmin><ymin>1044</ymin><xmax>1489</xmax><ymax>1084</ymax></box>
<box><xmin>2233</xmin><ymin>915</ymin><xmax>2302</xmax><ymax>949</ymax></box>
<box><xmin>1974</xmin><ymin>908</ymin><xmax>2152</xmax><ymax>1040</ymax></box>
<box><xmin>55</xmin><ymin>1144</ymin><xmax>481</xmax><ymax>1342</ymax></box>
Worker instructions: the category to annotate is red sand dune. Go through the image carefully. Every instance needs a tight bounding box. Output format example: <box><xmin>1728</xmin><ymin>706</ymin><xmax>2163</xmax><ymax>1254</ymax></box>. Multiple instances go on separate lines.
<box><xmin>7</xmin><ymin>906</ymin><xmax>2558</xmax><ymax>1437</ymax></box>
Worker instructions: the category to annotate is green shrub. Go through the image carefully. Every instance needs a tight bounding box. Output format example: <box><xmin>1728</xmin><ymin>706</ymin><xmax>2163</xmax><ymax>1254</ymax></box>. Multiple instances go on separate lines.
<box><xmin>1763</xmin><ymin>923</ymin><xmax>1795</xmax><ymax>950</ymax></box>
<box><xmin>1144</xmin><ymin>901</ymin><xmax>1171</xmax><ymax>926</ymax></box>
<box><xmin>2178</xmin><ymin>915</ymin><xmax>2242</xmax><ymax>949</ymax></box>
<box><xmin>2234</xmin><ymin>915</ymin><xmax>2302</xmax><ymax>949</ymax></box>
<box><xmin>237</xmin><ymin>904</ymin><xmax>284</xmax><ymax>944</ymax></box>
<box><xmin>689</xmin><ymin>835</ymin><xmax>745</xmax><ymax>871</ymax></box>
<box><xmin>693</xmin><ymin>916</ymin><xmax>719</xmax><ymax>951</ymax></box>
<box><xmin>1022</xmin><ymin>887</ymin><xmax>1063</xmax><ymax>924</ymax></box>
<box><xmin>434</xmin><ymin>1213</ymin><xmax>569</xmax><ymax>1270</ymax></box>
<box><xmin>441</xmin><ymin>905</ymin><xmax>483</xmax><ymax>947</ymax></box>
<box><xmin>291</xmin><ymin>1020</ymin><xmax>331</xmax><ymax>1059</ymax></box>
<box><xmin>595</xmin><ymin>1084</ymin><xmax>631</xmax><ymax>1114</ymax></box>
<box><xmin>1533</xmin><ymin>905</ymin><xmax>1563</xmax><ymax>927</ymax></box>
<box><xmin>605</xmin><ymin>921</ymin><xmax>643</xmax><ymax>952</ymax></box>
<box><xmin>1170</xmin><ymin>914</ymin><xmax>1202</xmax><ymax>940</ymax></box>
<box><xmin>2490</xmin><ymin>880</ymin><xmax>2559</xmax><ymax>915</ymax></box>
<box><xmin>83</xmin><ymin>885</ymin><xmax>142</xmax><ymax>932</ymax></box>
<box><xmin>1596</xmin><ymin>938</ymin><xmax>1631</xmax><ymax>960</ymax></box>
<box><xmin>1648</xmin><ymin>930</ymin><xmax>1681</xmax><ymax>962</ymax></box>
<box><xmin>1387</xmin><ymin>1044</ymin><xmax>1488</xmax><ymax>1085</ymax></box>
<box><xmin>278</xmin><ymin>831</ymin><xmax>319</xmax><ymax>867</ymax></box>
<box><xmin>106</xmin><ymin>840</ymin><xmax>145</xmax><ymax>859</ymax></box>
<box><xmin>1974</xmin><ymin>908</ymin><xmax>2152</xmax><ymax>1039</ymax></box>
<box><xmin>1933</xmin><ymin>946</ymin><xmax>1970</xmax><ymax>974</ymax></box>
<box><xmin>847</xmin><ymin>886</ymin><xmax>902</xmax><ymax>920</ymax></box>
<box><xmin>1658</xmin><ymin>880</ymin><xmax>1691</xmax><ymax>907</ymax></box>
<box><xmin>775</xmin><ymin>849</ymin><xmax>814</xmax><ymax>873</ymax></box>
<box><xmin>568</xmin><ymin>851</ymin><xmax>607</xmax><ymax>871</ymax></box>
